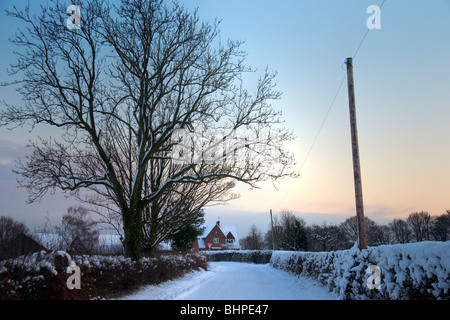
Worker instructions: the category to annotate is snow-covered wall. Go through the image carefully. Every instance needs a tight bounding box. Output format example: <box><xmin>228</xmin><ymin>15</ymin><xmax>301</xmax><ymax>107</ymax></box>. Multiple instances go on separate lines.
<box><xmin>270</xmin><ymin>241</ymin><xmax>450</xmax><ymax>300</ymax></box>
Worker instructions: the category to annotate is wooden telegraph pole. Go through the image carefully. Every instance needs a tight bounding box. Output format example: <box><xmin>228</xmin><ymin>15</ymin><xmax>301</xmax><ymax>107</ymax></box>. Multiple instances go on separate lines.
<box><xmin>345</xmin><ymin>57</ymin><xmax>367</xmax><ymax>250</ymax></box>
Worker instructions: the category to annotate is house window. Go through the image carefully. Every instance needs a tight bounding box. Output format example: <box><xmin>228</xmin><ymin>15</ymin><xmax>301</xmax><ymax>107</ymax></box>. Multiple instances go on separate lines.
<box><xmin>213</xmin><ymin>238</ymin><xmax>219</xmax><ymax>243</ymax></box>
<box><xmin>226</xmin><ymin>239</ymin><xmax>234</xmax><ymax>244</ymax></box>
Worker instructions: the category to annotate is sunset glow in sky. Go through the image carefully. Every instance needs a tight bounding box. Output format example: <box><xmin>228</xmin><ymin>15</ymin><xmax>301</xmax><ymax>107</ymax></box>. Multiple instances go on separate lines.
<box><xmin>0</xmin><ymin>0</ymin><xmax>449</xmax><ymax>237</ymax></box>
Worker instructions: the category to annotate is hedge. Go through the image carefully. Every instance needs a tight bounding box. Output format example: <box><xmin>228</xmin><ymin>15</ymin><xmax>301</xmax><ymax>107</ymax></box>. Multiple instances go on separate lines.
<box><xmin>0</xmin><ymin>250</ymin><xmax>207</xmax><ymax>300</ymax></box>
<box><xmin>208</xmin><ymin>250</ymin><xmax>273</xmax><ymax>264</ymax></box>
<box><xmin>270</xmin><ymin>241</ymin><xmax>450</xmax><ymax>300</ymax></box>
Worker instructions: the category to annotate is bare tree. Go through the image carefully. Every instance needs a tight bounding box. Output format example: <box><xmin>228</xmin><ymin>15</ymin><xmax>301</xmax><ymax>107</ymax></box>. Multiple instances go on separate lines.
<box><xmin>339</xmin><ymin>216</ymin><xmax>386</xmax><ymax>247</ymax></box>
<box><xmin>0</xmin><ymin>216</ymin><xmax>30</xmax><ymax>259</ymax></box>
<box><xmin>431</xmin><ymin>210</ymin><xmax>450</xmax><ymax>242</ymax></box>
<box><xmin>56</xmin><ymin>206</ymin><xmax>99</xmax><ymax>254</ymax></box>
<box><xmin>307</xmin><ymin>222</ymin><xmax>345</xmax><ymax>252</ymax></box>
<box><xmin>371</xmin><ymin>224</ymin><xmax>393</xmax><ymax>246</ymax></box>
<box><xmin>0</xmin><ymin>216</ymin><xmax>29</xmax><ymax>242</ymax></box>
<box><xmin>340</xmin><ymin>216</ymin><xmax>362</xmax><ymax>248</ymax></box>
<box><xmin>241</xmin><ymin>224</ymin><xmax>264</xmax><ymax>250</ymax></box>
<box><xmin>1</xmin><ymin>0</ymin><xmax>296</xmax><ymax>259</ymax></box>
<box><xmin>407</xmin><ymin>211</ymin><xmax>431</xmax><ymax>242</ymax></box>
<box><xmin>141</xmin><ymin>159</ymin><xmax>239</xmax><ymax>252</ymax></box>
<box><xmin>389</xmin><ymin>218</ymin><xmax>412</xmax><ymax>244</ymax></box>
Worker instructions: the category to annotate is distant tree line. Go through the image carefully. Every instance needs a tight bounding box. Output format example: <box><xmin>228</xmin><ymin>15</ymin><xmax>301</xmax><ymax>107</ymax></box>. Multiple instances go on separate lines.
<box><xmin>3</xmin><ymin>208</ymin><xmax>449</xmax><ymax>257</ymax></box>
<box><xmin>240</xmin><ymin>210</ymin><xmax>450</xmax><ymax>251</ymax></box>
<box><xmin>0</xmin><ymin>204</ymin><xmax>205</xmax><ymax>259</ymax></box>
<box><xmin>240</xmin><ymin>210</ymin><xmax>308</xmax><ymax>251</ymax></box>
<box><xmin>1</xmin><ymin>207</ymin><xmax>106</xmax><ymax>258</ymax></box>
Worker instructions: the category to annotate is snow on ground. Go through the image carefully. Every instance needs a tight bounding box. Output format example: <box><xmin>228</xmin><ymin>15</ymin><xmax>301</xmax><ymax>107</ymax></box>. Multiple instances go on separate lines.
<box><xmin>120</xmin><ymin>261</ymin><xmax>339</xmax><ymax>300</ymax></box>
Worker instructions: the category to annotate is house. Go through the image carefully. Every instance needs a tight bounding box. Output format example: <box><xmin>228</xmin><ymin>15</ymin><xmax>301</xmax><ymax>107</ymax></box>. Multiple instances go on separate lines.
<box><xmin>193</xmin><ymin>220</ymin><xmax>240</xmax><ymax>251</ymax></box>
<box><xmin>0</xmin><ymin>233</ymin><xmax>47</xmax><ymax>260</ymax></box>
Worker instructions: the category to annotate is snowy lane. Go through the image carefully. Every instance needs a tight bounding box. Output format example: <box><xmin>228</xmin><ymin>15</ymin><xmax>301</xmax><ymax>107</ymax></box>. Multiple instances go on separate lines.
<box><xmin>121</xmin><ymin>262</ymin><xmax>339</xmax><ymax>300</ymax></box>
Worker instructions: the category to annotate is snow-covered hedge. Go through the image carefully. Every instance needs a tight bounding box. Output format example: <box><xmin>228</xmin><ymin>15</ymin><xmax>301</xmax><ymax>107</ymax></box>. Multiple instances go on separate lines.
<box><xmin>270</xmin><ymin>241</ymin><xmax>450</xmax><ymax>300</ymax></box>
<box><xmin>208</xmin><ymin>250</ymin><xmax>273</xmax><ymax>264</ymax></box>
<box><xmin>0</xmin><ymin>250</ymin><xmax>207</xmax><ymax>299</ymax></box>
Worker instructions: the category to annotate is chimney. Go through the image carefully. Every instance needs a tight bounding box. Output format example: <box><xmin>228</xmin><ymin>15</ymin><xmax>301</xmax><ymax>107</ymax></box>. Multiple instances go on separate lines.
<box><xmin>216</xmin><ymin>220</ymin><xmax>220</xmax><ymax>227</ymax></box>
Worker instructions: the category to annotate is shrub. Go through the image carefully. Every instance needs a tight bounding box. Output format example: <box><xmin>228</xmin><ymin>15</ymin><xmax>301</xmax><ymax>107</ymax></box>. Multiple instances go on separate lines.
<box><xmin>0</xmin><ymin>250</ymin><xmax>207</xmax><ymax>300</ymax></box>
<box><xmin>208</xmin><ymin>250</ymin><xmax>272</xmax><ymax>264</ymax></box>
<box><xmin>270</xmin><ymin>241</ymin><xmax>450</xmax><ymax>300</ymax></box>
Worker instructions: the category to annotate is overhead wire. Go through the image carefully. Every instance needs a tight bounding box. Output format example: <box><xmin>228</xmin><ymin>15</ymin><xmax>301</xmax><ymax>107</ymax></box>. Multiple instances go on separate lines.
<box><xmin>353</xmin><ymin>0</ymin><xmax>387</xmax><ymax>59</ymax></box>
<box><xmin>272</xmin><ymin>0</ymin><xmax>387</xmax><ymax>212</ymax></box>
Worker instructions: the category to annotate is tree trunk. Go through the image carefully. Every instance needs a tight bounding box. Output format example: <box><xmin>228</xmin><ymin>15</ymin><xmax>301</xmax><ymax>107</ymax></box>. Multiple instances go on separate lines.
<box><xmin>122</xmin><ymin>208</ymin><xmax>144</xmax><ymax>260</ymax></box>
<box><xmin>140</xmin><ymin>202</ymin><xmax>160</xmax><ymax>256</ymax></box>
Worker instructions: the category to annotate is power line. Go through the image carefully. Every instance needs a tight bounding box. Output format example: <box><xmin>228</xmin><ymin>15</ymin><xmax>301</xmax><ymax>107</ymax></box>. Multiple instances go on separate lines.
<box><xmin>272</xmin><ymin>0</ymin><xmax>388</xmax><ymax>211</ymax></box>
<box><xmin>353</xmin><ymin>0</ymin><xmax>387</xmax><ymax>59</ymax></box>
<box><xmin>271</xmin><ymin>72</ymin><xmax>346</xmax><ymax>212</ymax></box>
<box><xmin>299</xmin><ymin>73</ymin><xmax>346</xmax><ymax>174</ymax></box>
<box><xmin>300</xmin><ymin>0</ymin><xmax>388</xmax><ymax>175</ymax></box>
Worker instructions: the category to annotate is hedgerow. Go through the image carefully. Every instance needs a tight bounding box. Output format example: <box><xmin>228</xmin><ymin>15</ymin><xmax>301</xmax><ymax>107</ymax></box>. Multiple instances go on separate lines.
<box><xmin>0</xmin><ymin>250</ymin><xmax>207</xmax><ymax>300</ymax></box>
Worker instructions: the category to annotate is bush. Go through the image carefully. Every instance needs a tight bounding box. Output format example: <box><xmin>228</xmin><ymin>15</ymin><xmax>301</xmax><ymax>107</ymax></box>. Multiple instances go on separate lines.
<box><xmin>208</xmin><ymin>250</ymin><xmax>273</xmax><ymax>264</ymax></box>
<box><xmin>270</xmin><ymin>241</ymin><xmax>450</xmax><ymax>300</ymax></box>
<box><xmin>0</xmin><ymin>250</ymin><xmax>207</xmax><ymax>300</ymax></box>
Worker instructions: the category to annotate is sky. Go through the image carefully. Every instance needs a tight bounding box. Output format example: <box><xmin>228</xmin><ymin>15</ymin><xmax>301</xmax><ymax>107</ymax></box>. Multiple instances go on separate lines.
<box><xmin>0</xmin><ymin>0</ymin><xmax>449</xmax><ymax>238</ymax></box>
